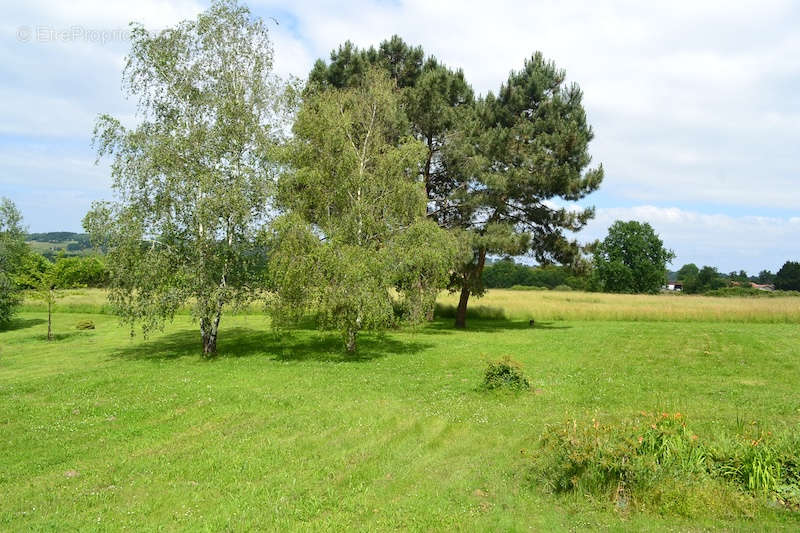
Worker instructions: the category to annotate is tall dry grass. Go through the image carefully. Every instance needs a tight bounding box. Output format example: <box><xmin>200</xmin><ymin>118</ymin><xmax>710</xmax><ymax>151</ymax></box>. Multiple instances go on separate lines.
<box><xmin>21</xmin><ymin>288</ymin><xmax>800</xmax><ymax>323</ymax></box>
<box><xmin>436</xmin><ymin>289</ymin><xmax>800</xmax><ymax>323</ymax></box>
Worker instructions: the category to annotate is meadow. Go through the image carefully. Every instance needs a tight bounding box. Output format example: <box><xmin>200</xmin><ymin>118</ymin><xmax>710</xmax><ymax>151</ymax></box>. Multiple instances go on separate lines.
<box><xmin>2</xmin><ymin>290</ymin><xmax>800</xmax><ymax>530</ymax></box>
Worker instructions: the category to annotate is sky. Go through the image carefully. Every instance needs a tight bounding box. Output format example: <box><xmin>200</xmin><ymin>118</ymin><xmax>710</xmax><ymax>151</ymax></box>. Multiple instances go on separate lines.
<box><xmin>1</xmin><ymin>0</ymin><xmax>798</xmax><ymax>273</ymax></box>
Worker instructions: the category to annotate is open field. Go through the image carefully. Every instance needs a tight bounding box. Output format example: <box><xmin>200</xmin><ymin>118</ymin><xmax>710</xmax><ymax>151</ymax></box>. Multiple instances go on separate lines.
<box><xmin>439</xmin><ymin>289</ymin><xmax>800</xmax><ymax>324</ymax></box>
<box><xmin>2</xmin><ymin>292</ymin><xmax>800</xmax><ymax>530</ymax></box>
<box><xmin>19</xmin><ymin>288</ymin><xmax>800</xmax><ymax>324</ymax></box>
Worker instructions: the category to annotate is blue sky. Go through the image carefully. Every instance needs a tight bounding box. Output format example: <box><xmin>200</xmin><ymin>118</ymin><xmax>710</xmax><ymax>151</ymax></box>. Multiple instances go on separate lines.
<box><xmin>1</xmin><ymin>0</ymin><xmax>798</xmax><ymax>273</ymax></box>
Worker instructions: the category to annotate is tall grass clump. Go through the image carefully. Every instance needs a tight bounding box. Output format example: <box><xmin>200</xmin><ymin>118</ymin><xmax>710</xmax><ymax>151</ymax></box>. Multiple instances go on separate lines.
<box><xmin>530</xmin><ymin>413</ymin><xmax>800</xmax><ymax>516</ymax></box>
<box><xmin>436</xmin><ymin>289</ymin><xmax>800</xmax><ymax>324</ymax></box>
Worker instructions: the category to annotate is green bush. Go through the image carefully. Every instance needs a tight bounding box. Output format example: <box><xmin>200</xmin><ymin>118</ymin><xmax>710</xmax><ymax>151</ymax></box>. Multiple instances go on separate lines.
<box><xmin>75</xmin><ymin>320</ymin><xmax>96</xmax><ymax>330</ymax></box>
<box><xmin>481</xmin><ymin>356</ymin><xmax>530</xmax><ymax>391</ymax></box>
<box><xmin>0</xmin><ymin>273</ymin><xmax>21</xmax><ymax>325</ymax></box>
<box><xmin>552</xmin><ymin>284</ymin><xmax>573</xmax><ymax>291</ymax></box>
<box><xmin>508</xmin><ymin>285</ymin><xmax>548</xmax><ymax>291</ymax></box>
<box><xmin>705</xmin><ymin>287</ymin><xmax>800</xmax><ymax>298</ymax></box>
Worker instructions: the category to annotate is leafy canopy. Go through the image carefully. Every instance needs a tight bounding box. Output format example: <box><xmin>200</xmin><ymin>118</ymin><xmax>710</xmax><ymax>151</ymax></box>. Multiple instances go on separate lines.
<box><xmin>0</xmin><ymin>198</ymin><xmax>27</xmax><ymax>324</ymax></box>
<box><xmin>85</xmin><ymin>0</ymin><xmax>289</xmax><ymax>355</ymax></box>
<box><xmin>594</xmin><ymin>220</ymin><xmax>674</xmax><ymax>294</ymax></box>
<box><xmin>269</xmin><ymin>69</ymin><xmax>460</xmax><ymax>351</ymax></box>
<box><xmin>775</xmin><ymin>261</ymin><xmax>800</xmax><ymax>291</ymax></box>
<box><xmin>309</xmin><ymin>41</ymin><xmax>603</xmax><ymax>328</ymax></box>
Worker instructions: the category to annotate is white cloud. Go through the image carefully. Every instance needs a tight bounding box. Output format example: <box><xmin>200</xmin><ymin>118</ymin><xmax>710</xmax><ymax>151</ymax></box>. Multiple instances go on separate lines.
<box><xmin>255</xmin><ymin>0</ymin><xmax>800</xmax><ymax>210</ymax></box>
<box><xmin>1</xmin><ymin>0</ymin><xmax>798</xmax><ymax>271</ymax></box>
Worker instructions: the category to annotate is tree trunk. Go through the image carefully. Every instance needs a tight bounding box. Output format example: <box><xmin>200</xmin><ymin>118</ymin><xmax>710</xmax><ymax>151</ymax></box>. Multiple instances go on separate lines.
<box><xmin>346</xmin><ymin>328</ymin><xmax>357</xmax><ymax>353</ymax></box>
<box><xmin>201</xmin><ymin>312</ymin><xmax>221</xmax><ymax>357</ymax></box>
<box><xmin>47</xmin><ymin>296</ymin><xmax>53</xmax><ymax>341</ymax></box>
<box><xmin>454</xmin><ymin>284</ymin><xmax>470</xmax><ymax>329</ymax></box>
<box><xmin>454</xmin><ymin>248</ymin><xmax>487</xmax><ymax>329</ymax></box>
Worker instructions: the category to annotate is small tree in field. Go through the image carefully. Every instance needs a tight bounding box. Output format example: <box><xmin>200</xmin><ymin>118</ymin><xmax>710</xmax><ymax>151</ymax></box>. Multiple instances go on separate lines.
<box><xmin>86</xmin><ymin>0</ymin><xmax>288</xmax><ymax>355</ymax></box>
<box><xmin>594</xmin><ymin>220</ymin><xmax>674</xmax><ymax>294</ymax></box>
<box><xmin>28</xmin><ymin>262</ymin><xmax>63</xmax><ymax>341</ymax></box>
<box><xmin>269</xmin><ymin>70</ymin><xmax>460</xmax><ymax>352</ymax></box>
<box><xmin>0</xmin><ymin>198</ymin><xmax>27</xmax><ymax>325</ymax></box>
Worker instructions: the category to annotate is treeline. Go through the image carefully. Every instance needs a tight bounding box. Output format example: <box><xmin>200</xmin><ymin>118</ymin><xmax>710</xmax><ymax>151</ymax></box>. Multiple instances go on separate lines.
<box><xmin>673</xmin><ymin>262</ymin><xmax>800</xmax><ymax>293</ymax></box>
<box><xmin>483</xmin><ymin>259</ymin><xmax>800</xmax><ymax>295</ymax></box>
<box><xmin>14</xmin><ymin>254</ymin><xmax>108</xmax><ymax>289</ymax></box>
<box><xmin>27</xmin><ymin>232</ymin><xmax>90</xmax><ymax>245</ymax></box>
<box><xmin>482</xmin><ymin>260</ymin><xmax>590</xmax><ymax>291</ymax></box>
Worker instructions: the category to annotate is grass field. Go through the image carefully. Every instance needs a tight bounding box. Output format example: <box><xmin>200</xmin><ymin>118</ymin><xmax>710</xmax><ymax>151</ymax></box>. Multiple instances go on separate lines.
<box><xmin>2</xmin><ymin>290</ymin><xmax>800</xmax><ymax>530</ymax></box>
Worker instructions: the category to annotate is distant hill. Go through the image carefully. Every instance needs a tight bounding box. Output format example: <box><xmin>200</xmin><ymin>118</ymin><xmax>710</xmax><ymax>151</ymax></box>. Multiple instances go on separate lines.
<box><xmin>27</xmin><ymin>231</ymin><xmax>89</xmax><ymax>243</ymax></box>
<box><xmin>25</xmin><ymin>232</ymin><xmax>93</xmax><ymax>258</ymax></box>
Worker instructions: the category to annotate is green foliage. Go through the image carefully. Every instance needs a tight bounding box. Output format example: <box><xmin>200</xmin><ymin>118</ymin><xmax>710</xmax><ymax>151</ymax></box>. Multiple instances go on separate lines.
<box><xmin>12</xmin><ymin>252</ymin><xmax>50</xmax><ymax>289</ymax></box>
<box><xmin>448</xmin><ymin>53</ymin><xmax>603</xmax><ymax>326</ymax></box>
<box><xmin>481</xmin><ymin>356</ymin><xmax>530</xmax><ymax>391</ymax></box>
<box><xmin>705</xmin><ymin>287</ymin><xmax>800</xmax><ymax>298</ymax></box>
<box><xmin>50</xmin><ymin>256</ymin><xmax>108</xmax><ymax>288</ymax></box>
<box><xmin>270</xmin><ymin>69</ymin><xmax>459</xmax><ymax>352</ymax></box>
<box><xmin>508</xmin><ymin>285</ymin><xmax>548</xmax><ymax>291</ymax></box>
<box><xmin>482</xmin><ymin>259</ymin><xmax>588</xmax><ymax>290</ymax></box>
<box><xmin>0</xmin><ymin>198</ymin><xmax>27</xmax><ymax>324</ymax></box>
<box><xmin>532</xmin><ymin>414</ymin><xmax>800</xmax><ymax>514</ymax></box>
<box><xmin>676</xmin><ymin>263</ymin><xmax>699</xmax><ymax>282</ymax></box>
<box><xmin>775</xmin><ymin>261</ymin><xmax>800</xmax><ymax>291</ymax></box>
<box><xmin>75</xmin><ymin>320</ymin><xmax>96</xmax><ymax>330</ymax></box>
<box><xmin>87</xmin><ymin>0</ymin><xmax>288</xmax><ymax>355</ymax></box>
<box><xmin>594</xmin><ymin>221</ymin><xmax>674</xmax><ymax>294</ymax></box>
<box><xmin>26</xmin><ymin>232</ymin><xmax>89</xmax><ymax>244</ymax></box>
<box><xmin>309</xmin><ymin>40</ymin><xmax>602</xmax><ymax>328</ymax></box>
<box><xmin>756</xmin><ymin>269</ymin><xmax>776</xmax><ymax>284</ymax></box>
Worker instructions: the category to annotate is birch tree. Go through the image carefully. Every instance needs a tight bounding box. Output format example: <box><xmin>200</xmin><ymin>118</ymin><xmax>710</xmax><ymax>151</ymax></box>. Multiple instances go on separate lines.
<box><xmin>85</xmin><ymin>0</ymin><xmax>288</xmax><ymax>355</ymax></box>
<box><xmin>269</xmin><ymin>70</ymin><xmax>460</xmax><ymax>352</ymax></box>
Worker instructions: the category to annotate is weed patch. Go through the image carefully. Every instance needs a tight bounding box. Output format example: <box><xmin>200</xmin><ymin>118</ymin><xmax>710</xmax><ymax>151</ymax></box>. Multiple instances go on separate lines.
<box><xmin>481</xmin><ymin>356</ymin><xmax>530</xmax><ymax>391</ymax></box>
<box><xmin>530</xmin><ymin>413</ymin><xmax>800</xmax><ymax>516</ymax></box>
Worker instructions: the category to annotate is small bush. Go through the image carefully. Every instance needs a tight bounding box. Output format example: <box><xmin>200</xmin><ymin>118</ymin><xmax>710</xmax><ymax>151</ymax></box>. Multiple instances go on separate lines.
<box><xmin>552</xmin><ymin>284</ymin><xmax>573</xmax><ymax>291</ymax></box>
<box><xmin>705</xmin><ymin>287</ymin><xmax>800</xmax><ymax>298</ymax></box>
<box><xmin>508</xmin><ymin>285</ymin><xmax>548</xmax><ymax>291</ymax></box>
<box><xmin>481</xmin><ymin>356</ymin><xmax>530</xmax><ymax>391</ymax></box>
<box><xmin>75</xmin><ymin>320</ymin><xmax>95</xmax><ymax>330</ymax></box>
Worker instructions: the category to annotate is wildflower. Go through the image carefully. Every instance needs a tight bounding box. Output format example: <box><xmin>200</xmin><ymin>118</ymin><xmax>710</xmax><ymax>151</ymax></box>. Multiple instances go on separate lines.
<box><xmin>638</xmin><ymin>436</ymin><xmax>643</xmax><ymax>443</ymax></box>
<box><xmin>673</xmin><ymin>412</ymin><xmax>681</xmax><ymax>419</ymax></box>
<box><xmin>691</xmin><ymin>435</ymin><xmax>698</xmax><ymax>441</ymax></box>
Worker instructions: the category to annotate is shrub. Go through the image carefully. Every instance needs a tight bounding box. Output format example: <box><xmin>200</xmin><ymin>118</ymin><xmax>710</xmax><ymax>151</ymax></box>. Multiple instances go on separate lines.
<box><xmin>530</xmin><ymin>414</ymin><xmax>800</xmax><ymax>514</ymax></box>
<box><xmin>705</xmin><ymin>287</ymin><xmax>800</xmax><ymax>298</ymax></box>
<box><xmin>0</xmin><ymin>273</ymin><xmax>21</xmax><ymax>325</ymax></box>
<box><xmin>552</xmin><ymin>284</ymin><xmax>573</xmax><ymax>291</ymax></box>
<box><xmin>509</xmin><ymin>285</ymin><xmax>548</xmax><ymax>291</ymax></box>
<box><xmin>75</xmin><ymin>320</ymin><xmax>95</xmax><ymax>330</ymax></box>
<box><xmin>481</xmin><ymin>356</ymin><xmax>530</xmax><ymax>391</ymax></box>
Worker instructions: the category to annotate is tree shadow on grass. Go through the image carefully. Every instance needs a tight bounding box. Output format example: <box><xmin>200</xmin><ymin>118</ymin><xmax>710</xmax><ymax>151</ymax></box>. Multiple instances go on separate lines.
<box><xmin>0</xmin><ymin>317</ymin><xmax>46</xmax><ymax>332</ymax></box>
<box><xmin>111</xmin><ymin>326</ymin><xmax>432</xmax><ymax>363</ymax></box>
<box><xmin>422</xmin><ymin>318</ymin><xmax>573</xmax><ymax>334</ymax></box>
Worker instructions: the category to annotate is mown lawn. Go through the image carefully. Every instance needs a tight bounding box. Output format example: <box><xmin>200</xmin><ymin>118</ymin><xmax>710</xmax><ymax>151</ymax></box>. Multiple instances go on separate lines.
<box><xmin>2</xmin><ymin>303</ymin><xmax>800</xmax><ymax>530</ymax></box>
